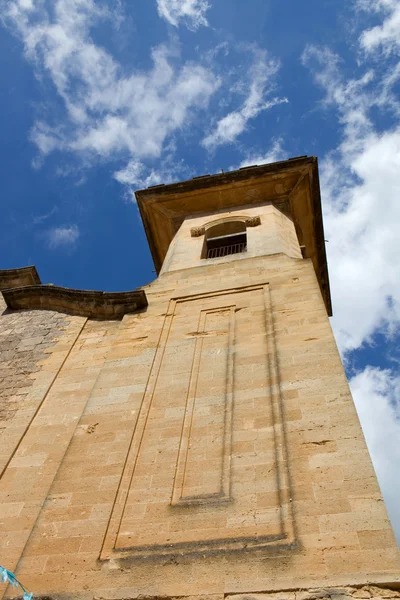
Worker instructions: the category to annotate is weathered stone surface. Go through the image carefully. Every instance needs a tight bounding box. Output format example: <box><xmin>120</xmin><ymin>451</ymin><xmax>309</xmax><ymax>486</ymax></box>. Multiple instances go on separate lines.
<box><xmin>0</xmin><ymin>295</ymin><xmax>68</xmax><ymax>423</ymax></box>
<box><xmin>226</xmin><ymin>586</ymin><xmax>400</xmax><ymax>600</ymax></box>
<box><xmin>1</xmin><ymin>160</ymin><xmax>399</xmax><ymax>600</ymax></box>
<box><xmin>136</xmin><ymin>157</ymin><xmax>331</xmax><ymax>315</ymax></box>
<box><xmin>0</xmin><ymin>266</ymin><xmax>147</xmax><ymax>319</ymax></box>
<box><xmin>0</xmin><ymin>266</ymin><xmax>40</xmax><ymax>290</ymax></box>
<box><xmin>3</xmin><ymin>285</ymin><xmax>147</xmax><ymax>319</ymax></box>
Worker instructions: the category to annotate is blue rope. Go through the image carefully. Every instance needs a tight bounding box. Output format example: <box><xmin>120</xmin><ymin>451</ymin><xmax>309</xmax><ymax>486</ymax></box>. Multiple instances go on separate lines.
<box><xmin>0</xmin><ymin>566</ymin><xmax>33</xmax><ymax>600</ymax></box>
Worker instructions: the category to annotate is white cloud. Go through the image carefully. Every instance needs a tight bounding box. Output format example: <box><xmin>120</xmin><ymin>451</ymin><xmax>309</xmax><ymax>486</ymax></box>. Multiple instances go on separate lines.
<box><xmin>156</xmin><ymin>0</ymin><xmax>210</xmax><ymax>30</ymax></box>
<box><xmin>1</xmin><ymin>2</ymin><xmax>291</xmax><ymax>196</ymax></box>
<box><xmin>350</xmin><ymin>366</ymin><xmax>400</xmax><ymax>543</ymax></box>
<box><xmin>113</xmin><ymin>155</ymin><xmax>194</xmax><ymax>197</ymax></box>
<box><xmin>1</xmin><ymin>0</ymin><xmax>219</xmax><ymax>176</ymax></box>
<box><xmin>322</xmin><ymin>127</ymin><xmax>400</xmax><ymax>352</ymax></box>
<box><xmin>302</xmin><ymin>44</ymin><xmax>400</xmax><ymax>354</ymax></box>
<box><xmin>358</xmin><ymin>0</ymin><xmax>400</xmax><ymax>55</ymax></box>
<box><xmin>113</xmin><ymin>160</ymin><xmax>144</xmax><ymax>187</ymax></box>
<box><xmin>32</xmin><ymin>206</ymin><xmax>58</xmax><ymax>225</ymax></box>
<box><xmin>202</xmin><ymin>51</ymin><xmax>288</xmax><ymax>150</ymax></box>
<box><xmin>1</xmin><ymin>1</ymin><xmax>289</xmax><ymax>192</ymax></box>
<box><xmin>232</xmin><ymin>139</ymin><xmax>286</xmax><ymax>170</ymax></box>
<box><xmin>18</xmin><ymin>0</ymin><xmax>34</xmax><ymax>10</ymax></box>
<box><xmin>303</xmin><ymin>17</ymin><xmax>400</xmax><ymax>542</ymax></box>
<box><xmin>46</xmin><ymin>224</ymin><xmax>80</xmax><ymax>249</ymax></box>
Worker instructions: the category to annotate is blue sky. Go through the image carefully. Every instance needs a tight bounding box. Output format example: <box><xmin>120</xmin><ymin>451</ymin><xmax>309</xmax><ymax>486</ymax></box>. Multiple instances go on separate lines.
<box><xmin>1</xmin><ymin>0</ymin><xmax>399</xmax><ymax>542</ymax></box>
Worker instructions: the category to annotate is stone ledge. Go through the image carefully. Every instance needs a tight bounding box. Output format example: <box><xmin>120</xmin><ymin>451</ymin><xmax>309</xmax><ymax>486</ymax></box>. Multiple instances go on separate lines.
<box><xmin>2</xmin><ymin>284</ymin><xmax>147</xmax><ymax>320</ymax></box>
<box><xmin>0</xmin><ymin>266</ymin><xmax>41</xmax><ymax>290</ymax></box>
<box><xmin>226</xmin><ymin>586</ymin><xmax>400</xmax><ymax>600</ymax></box>
<box><xmin>8</xmin><ymin>586</ymin><xmax>400</xmax><ymax>600</ymax></box>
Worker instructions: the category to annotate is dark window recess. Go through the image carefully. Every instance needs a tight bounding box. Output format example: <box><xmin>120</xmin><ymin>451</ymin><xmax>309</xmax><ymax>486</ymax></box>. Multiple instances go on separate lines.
<box><xmin>205</xmin><ymin>232</ymin><xmax>247</xmax><ymax>259</ymax></box>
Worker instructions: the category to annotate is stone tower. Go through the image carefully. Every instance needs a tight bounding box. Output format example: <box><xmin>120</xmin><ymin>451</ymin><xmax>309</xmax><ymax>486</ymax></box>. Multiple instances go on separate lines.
<box><xmin>0</xmin><ymin>157</ymin><xmax>399</xmax><ymax>600</ymax></box>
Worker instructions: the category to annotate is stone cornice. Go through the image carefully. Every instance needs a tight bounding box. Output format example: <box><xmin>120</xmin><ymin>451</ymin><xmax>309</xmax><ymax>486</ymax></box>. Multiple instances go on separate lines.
<box><xmin>0</xmin><ymin>267</ymin><xmax>147</xmax><ymax>319</ymax></box>
<box><xmin>0</xmin><ymin>266</ymin><xmax>41</xmax><ymax>290</ymax></box>
<box><xmin>3</xmin><ymin>285</ymin><xmax>147</xmax><ymax>319</ymax></box>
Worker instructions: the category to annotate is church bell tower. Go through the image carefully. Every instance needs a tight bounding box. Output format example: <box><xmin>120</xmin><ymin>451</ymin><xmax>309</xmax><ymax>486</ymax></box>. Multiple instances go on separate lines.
<box><xmin>1</xmin><ymin>156</ymin><xmax>399</xmax><ymax>600</ymax></box>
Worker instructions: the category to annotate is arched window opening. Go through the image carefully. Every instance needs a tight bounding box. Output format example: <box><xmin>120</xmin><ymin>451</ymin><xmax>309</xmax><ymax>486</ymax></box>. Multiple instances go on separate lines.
<box><xmin>202</xmin><ymin>221</ymin><xmax>247</xmax><ymax>259</ymax></box>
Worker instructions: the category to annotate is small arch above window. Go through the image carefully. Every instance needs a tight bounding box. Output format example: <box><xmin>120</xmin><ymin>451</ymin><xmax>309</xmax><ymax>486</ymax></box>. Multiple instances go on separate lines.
<box><xmin>202</xmin><ymin>220</ymin><xmax>247</xmax><ymax>259</ymax></box>
<box><xmin>190</xmin><ymin>215</ymin><xmax>260</xmax><ymax>238</ymax></box>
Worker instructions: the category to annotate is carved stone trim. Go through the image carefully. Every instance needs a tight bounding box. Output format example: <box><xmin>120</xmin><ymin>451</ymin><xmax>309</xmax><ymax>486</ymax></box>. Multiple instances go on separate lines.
<box><xmin>171</xmin><ymin>305</ymin><xmax>235</xmax><ymax>506</ymax></box>
<box><xmin>190</xmin><ymin>216</ymin><xmax>261</xmax><ymax>238</ymax></box>
<box><xmin>244</xmin><ymin>216</ymin><xmax>261</xmax><ymax>227</ymax></box>
<box><xmin>2</xmin><ymin>285</ymin><xmax>148</xmax><ymax>320</ymax></box>
<box><xmin>190</xmin><ymin>226</ymin><xmax>206</xmax><ymax>237</ymax></box>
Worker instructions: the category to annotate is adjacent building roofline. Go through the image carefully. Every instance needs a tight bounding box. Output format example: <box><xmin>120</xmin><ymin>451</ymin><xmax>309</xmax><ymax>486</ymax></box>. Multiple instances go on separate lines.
<box><xmin>0</xmin><ymin>267</ymin><xmax>147</xmax><ymax>319</ymax></box>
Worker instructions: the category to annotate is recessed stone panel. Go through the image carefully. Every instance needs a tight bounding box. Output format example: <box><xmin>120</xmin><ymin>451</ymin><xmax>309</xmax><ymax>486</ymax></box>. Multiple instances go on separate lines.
<box><xmin>101</xmin><ymin>284</ymin><xmax>295</xmax><ymax>558</ymax></box>
<box><xmin>172</xmin><ymin>305</ymin><xmax>234</xmax><ymax>505</ymax></box>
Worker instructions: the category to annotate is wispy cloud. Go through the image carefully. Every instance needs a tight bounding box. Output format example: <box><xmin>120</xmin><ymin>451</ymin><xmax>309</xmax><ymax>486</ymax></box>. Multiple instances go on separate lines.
<box><xmin>1</xmin><ymin>0</ymin><xmax>219</xmax><ymax>181</ymax></box>
<box><xmin>46</xmin><ymin>224</ymin><xmax>80</xmax><ymax>249</ymax></box>
<box><xmin>202</xmin><ymin>50</ymin><xmax>287</xmax><ymax>150</ymax></box>
<box><xmin>301</xmin><ymin>4</ymin><xmax>400</xmax><ymax>540</ymax></box>
<box><xmin>358</xmin><ymin>0</ymin><xmax>400</xmax><ymax>56</ymax></box>
<box><xmin>114</xmin><ymin>154</ymin><xmax>194</xmax><ymax>198</ymax></box>
<box><xmin>0</xmin><ymin>2</ymin><xmax>290</xmax><ymax>195</ymax></box>
<box><xmin>302</xmin><ymin>44</ymin><xmax>400</xmax><ymax>354</ymax></box>
<box><xmin>32</xmin><ymin>206</ymin><xmax>58</xmax><ymax>226</ymax></box>
<box><xmin>232</xmin><ymin>139</ymin><xmax>286</xmax><ymax>170</ymax></box>
<box><xmin>156</xmin><ymin>0</ymin><xmax>210</xmax><ymax>30</ymax></box>
<box><xmin>350</xmin><ymin>366</ymin><xmax>400</xmax><ymax>543</ymax></box>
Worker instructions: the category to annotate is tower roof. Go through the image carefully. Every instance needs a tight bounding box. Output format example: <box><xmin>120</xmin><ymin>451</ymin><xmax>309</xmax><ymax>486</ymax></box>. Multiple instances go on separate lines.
<box><xmin>135</xmin><ymin>156</ymin><xmax>332</xmax><ymax>316</ymax></box>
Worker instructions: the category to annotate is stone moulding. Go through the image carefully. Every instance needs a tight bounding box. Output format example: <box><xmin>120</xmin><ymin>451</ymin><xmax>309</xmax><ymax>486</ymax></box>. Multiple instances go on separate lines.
<box><xmin>0</xmin><ymin>266</ymin><xmax>41</xmax><ymax>290</ymax></box>
<box><xmin>100</xmin><ymin>282</ymin><xmax>295</xmax><ymax>560</ymax></box>
<box><xmin>190</xmin><ymin>216</ymin><xmax>261</xmax><ymax>238</ymax></box>
<box><xmin>2</xmin><ymin>284</ymin><xmax>147</xmax><ymax>320</ymax></box>
<box><xmin>190</xmin><ymin>226</ymin><xmax>206</xmax><ymax>237</ymax></box>
<box><xmin>225</xmin><ymin>585</ymin><xmax>400</xmax><ymax>600</ymax></box>
<box><xmin>245</xmin><ymin>215</ymin><xmax>262</xmax><ymax>227</ymax></box>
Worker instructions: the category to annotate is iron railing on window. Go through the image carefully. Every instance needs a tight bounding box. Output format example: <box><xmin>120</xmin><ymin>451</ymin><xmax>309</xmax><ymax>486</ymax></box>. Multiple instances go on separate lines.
<box><xmin>206</xmin><ymin>242</ymin><xmax>247</xmax><ymax>259</ymax></box>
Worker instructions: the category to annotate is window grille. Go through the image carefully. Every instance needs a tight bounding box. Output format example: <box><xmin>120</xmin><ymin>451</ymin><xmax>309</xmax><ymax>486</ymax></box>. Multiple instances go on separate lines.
<box><xmin>206</xmin><ymin>241</ymin><xmax>247</xmax><ymax>258</ymax></box>
<box><xmin>204</xmin><ymin>230</ymin><xmax>247</xmax><ymax>259</ymax></box>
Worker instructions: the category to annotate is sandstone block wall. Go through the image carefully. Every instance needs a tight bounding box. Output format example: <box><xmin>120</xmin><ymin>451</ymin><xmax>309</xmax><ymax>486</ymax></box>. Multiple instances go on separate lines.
<box><xmin>0</xmin><ymin>296</ymin><xmax>121</xmax><ymax>590</ymax></box>
<box><xmin>1</xmin><ymin>204</ymin><xmax>399</xmax><ymax>600</ymax></box>
<box><xmin>160</xmin><ymin>203</ymin><xmax>302</xmax><ymax>275</ymax></box>
<box><xmin>227</xmin><ymin>585</ymin><xmax>400</xmax><ymax>600</ymax></box>
<box><xmin>1</xmin><ymin>249</ymin><xmax>399</xmax><ymax>600</ymax></box>
<box><xmin>0</xmin><ymin>294</ymin><xmax>70</xmax><ymax>475</ymax></box>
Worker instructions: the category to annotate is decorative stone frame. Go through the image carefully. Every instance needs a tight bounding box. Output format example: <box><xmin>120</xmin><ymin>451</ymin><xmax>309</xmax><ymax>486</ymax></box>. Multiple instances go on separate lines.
<box><xmin>190</xmin><ymin>215</ymin><xmax>261</xmax><ymax>238</ymax></box>
<box><xmin>100</xmin><ymin>282</ymin><xmax>295</xmax><ymax>561</ymax></box>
